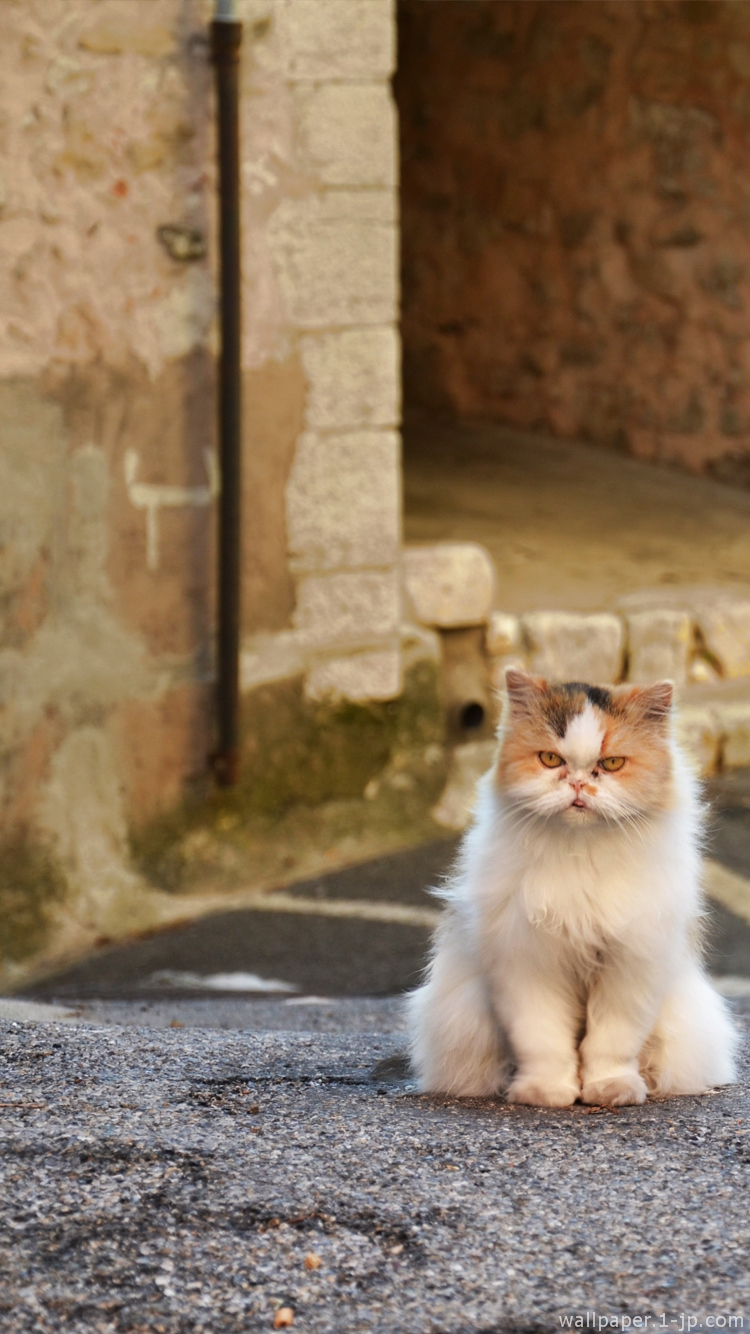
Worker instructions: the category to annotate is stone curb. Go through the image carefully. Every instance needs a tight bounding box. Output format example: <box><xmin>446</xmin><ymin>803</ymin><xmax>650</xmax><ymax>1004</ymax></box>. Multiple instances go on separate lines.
<box><xmin>406</xmin><ymin>543</ymin><xmax>750</xmax><ymax>777</ymax></box>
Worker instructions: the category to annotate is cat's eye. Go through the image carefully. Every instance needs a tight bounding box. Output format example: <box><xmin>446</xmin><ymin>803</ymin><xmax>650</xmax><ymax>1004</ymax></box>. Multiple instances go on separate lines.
<box><xmin>539</xmin><ymin>751</ymin><xmax>564</xmax><ymax>768</ymax></box>
<box><xmin>599</xmin><ymin>756</ymin><xmax>626</xmax><ymax>772</ymax></box>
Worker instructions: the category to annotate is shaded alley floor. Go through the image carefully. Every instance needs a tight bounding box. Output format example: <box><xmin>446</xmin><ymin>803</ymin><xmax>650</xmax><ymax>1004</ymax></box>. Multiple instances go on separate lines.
<box><xmin>403</xmin><ymin>413</ymin><xmax>750</xmax><ymax>612</ymax></box>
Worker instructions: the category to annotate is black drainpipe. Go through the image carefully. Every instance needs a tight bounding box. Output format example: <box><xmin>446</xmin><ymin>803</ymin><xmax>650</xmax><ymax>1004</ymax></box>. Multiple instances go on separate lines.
<box><xmin>211</xmin><ymin>0</ymin><xmax>243</xmax><ymax>787</ymax></box>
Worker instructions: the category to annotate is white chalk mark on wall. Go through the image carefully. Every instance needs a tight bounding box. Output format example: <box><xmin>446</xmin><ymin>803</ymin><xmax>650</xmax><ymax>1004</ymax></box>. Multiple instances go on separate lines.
<box><xmin>124</xmin><ymin>449</ymin><xmax>220</xmax><ymax>571</ymax></box>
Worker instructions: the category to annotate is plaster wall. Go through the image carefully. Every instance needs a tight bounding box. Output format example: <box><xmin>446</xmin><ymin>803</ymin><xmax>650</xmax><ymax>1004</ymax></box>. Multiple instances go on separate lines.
<box><xmin>398</xmin><ymin>0</ymin><xmax>750</xmax><ymax>477</ymax></box>
<box><xmin>0</xmin><ymin>0</ymin><xmax>401</xmax><ymax>971</ymax></box>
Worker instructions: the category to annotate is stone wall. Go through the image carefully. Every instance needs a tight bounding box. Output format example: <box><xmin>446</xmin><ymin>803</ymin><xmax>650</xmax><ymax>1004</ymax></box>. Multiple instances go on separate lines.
<box><xmin>244</xmin><ymin>0</ymin><xmax>403</xmax><ymax>703</ymax></box>
<box><xmin>406</xmin><ymin>541</ymin><xmax>750</xmax><ymax>805</ymax></box>
<box><xmin>398</xmin><ymin>0</ymin><xmax>750</xmax><ymax>477</ymax></box>
<box><xmin>0</xmin><ymin>0</ymin><xmax>402</xmax><ymax>968</ymax></box>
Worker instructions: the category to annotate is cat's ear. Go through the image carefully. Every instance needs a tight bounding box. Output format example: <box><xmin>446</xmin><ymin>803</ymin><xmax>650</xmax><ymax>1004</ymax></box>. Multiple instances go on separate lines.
<box><xmin>504</xmin><ymin>669</ymin><xmax>548</xmax><ymax>714</ymax></box>
<box><xmin>624</xmin><ymin>680</ymin><xmax>674</xmax><ymax>725</ymax></box>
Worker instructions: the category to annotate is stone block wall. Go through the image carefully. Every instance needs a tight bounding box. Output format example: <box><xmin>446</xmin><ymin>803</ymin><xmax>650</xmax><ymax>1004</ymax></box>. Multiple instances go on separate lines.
<box><xmin>397</xmin><ymin>0</ymin><xmax>750</xmax><ymax>477</ymax></box>
<box><xmin>0</xmin><ymin>0</ymin><xmax>402</xmax><ymax>966</ymax></box>
<box><xmin>245</xmin><ymin>0</ymin><xmax>403</xmax><ymax>702</ymax></box>
<box><xmin>406</xmin><ymin>541</ymin><xmax>750</xmax><ymax>779</ymax></box>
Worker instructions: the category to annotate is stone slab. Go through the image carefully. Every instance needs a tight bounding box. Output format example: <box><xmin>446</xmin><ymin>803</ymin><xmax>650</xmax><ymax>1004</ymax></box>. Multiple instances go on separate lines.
<box><xmin>675</xmin><ymin>702</ymin><xmax>722</xmax><ymax>776</ymax></box>
<box><xmin>697</xmin><ymin>598</ymin><xmax>750</xmax><ymax>680</ymax></box>
<box><xmin>279</xmin><ymin>0</ymin><xmax>395</xmax><ymax>82</ymax></box>
<box><xmin>299</xmin><ymin>328</ymin><xmax>400</xmax><ymax>431</ymax></box>
<box><xmin>268</xmin><ymin>191</ymin><xmax>397</xmax><ymax>329</ymax></box>
<box><xmin>713</xmin><ymin>698</ymin><xmax>750</xmax><ymax>769</ymax></box>
<box><xmin>403</xmin><ymin>543</ymin><xmax>495</xmax><ymax>629</ymax></box>
<box><xmin>523</xmin><ymin>611</ymin><xmax>625</xmax><ymax>683</ymax></box>
<box><xmin>485</xmin><ymin>610</ymin><xmax>521</xmax><ymax>658</ymax></box>
<box><xmin>286</xmin><ymin>430</ymin><xmax>400</xmax><ymax>573</ymax></box>
<box><xmin>626</xmin><ymin>608</ymin><xmax>691</xmax><ymax>685</ymax></box>
<box><xmin>305</xmin><ymin>646</ymin><xmax>402</xmax><ymax>703</ymax></box>
<box><xmin>293</xmin><ymin>568</ymin><xmax>401</xmax><ymax>649</ymax></box>
<box><xmin>677</xmin><ymin>680</ymin><xmax>750</xmax><ymax>773</ymax></box>
<box><xmin>296</xmin><ymin>82</ymin><xmax>397</xmax><ymax>188</ymax></box>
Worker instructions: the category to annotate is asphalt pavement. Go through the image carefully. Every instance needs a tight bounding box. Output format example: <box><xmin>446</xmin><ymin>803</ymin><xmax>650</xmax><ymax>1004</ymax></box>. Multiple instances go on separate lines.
<box><xmin>22</xmin><ymin>839</ymin><xmax>459</xmax><ymax>1004</ymax></box>
<box><xmin>0</xmin><ymin>1016</ymin><xmax>748</xmax><ymax>1333</ymax></box>
<box><xmin>2</xmin><ymin>780</ymin><xmax>750</xmax><ymax>1331</ymax></box>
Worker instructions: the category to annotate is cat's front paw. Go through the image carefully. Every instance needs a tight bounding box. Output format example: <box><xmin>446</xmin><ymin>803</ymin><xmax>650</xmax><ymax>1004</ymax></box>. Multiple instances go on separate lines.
<box><xmin>506</xmin><ymin>1076</ymin><xmax>580</xmax><ymax>1108</ymax></box>
<box><xmin>582</xmin><ymin>1072</ymin><xmax>647</xmax><ymax>1107</ymax></box>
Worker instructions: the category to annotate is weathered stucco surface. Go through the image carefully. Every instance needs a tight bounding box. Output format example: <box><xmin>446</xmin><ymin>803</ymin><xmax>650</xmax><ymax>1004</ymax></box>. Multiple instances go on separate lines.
<box><xmin>0</xmin><ymin>0</ymin><xmax>404</xmax><ymax>980</ymax></box>
<box><xmin>398</xmin><ymin>0</ymin><xmax>750</xmax><ymax>475</ymax></box>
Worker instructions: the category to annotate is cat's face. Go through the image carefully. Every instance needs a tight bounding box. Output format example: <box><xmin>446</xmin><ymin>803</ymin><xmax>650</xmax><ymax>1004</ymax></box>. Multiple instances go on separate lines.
<box><xmin>496</xmin><ymin>671</ymin><xmax>674</xmax><ymax>825</ymax></box>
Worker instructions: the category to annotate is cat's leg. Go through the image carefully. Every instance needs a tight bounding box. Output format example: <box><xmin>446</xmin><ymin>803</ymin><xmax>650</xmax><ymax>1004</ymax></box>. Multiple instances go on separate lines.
<box><xmin>407</xmin><ymin>926</ymin><xmax>506</xmax><ymax>1096</ymax></box>
<box><xmin>580</xmin><ymin>953</ymin><xmax>665</xmax><ymax>1106</ymax></box>
<box><xmin>642</xmin><ymin>961</ymin><xmax>737</xmax><ymax>1097</ymax></box>
<box><xmin>489</xmin><ymin>945</ymin><xmax>584</xmax><ymax>1107</ymax></box>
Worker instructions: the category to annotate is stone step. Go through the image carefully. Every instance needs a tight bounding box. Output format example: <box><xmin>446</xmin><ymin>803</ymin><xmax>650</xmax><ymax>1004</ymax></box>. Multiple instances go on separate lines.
<box><xmin>675</xmin><ymin>678</ymin><xmax>750</xmax><ymax>774</ymax></box>
<box><xmin>405</xmin><ymin>541</ymin><xmax>750</xmax><ymax>777</ymax></box>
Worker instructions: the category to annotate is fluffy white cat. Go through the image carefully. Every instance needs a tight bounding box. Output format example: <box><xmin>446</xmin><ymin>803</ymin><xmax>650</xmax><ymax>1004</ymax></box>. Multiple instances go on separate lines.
<box><xmin>408</xmin><ymin>671</ymin><xmax>738</xmax><ymax>1106</ymax></box>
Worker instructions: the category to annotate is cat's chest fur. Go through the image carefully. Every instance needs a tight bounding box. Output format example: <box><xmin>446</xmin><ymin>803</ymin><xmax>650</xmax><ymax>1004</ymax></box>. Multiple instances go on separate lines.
<box><xmin>464</xmin><ymin>782</ymin><xmax>698</xmax><ymax>955</ymax></box>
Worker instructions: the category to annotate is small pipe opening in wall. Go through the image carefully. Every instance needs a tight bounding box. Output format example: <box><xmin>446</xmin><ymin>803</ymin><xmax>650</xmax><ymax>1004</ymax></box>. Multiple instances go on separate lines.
<box><xmin>459</xmin><ymin>701</ymin><xmax>486</xmax><ymax>731</ymax></box>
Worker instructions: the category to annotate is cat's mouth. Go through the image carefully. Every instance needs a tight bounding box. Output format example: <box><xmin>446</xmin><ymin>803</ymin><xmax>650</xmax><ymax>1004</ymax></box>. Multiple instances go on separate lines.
<box><xmin>571</xmin><ymin>798</ymin><xmax>588</xmax><ymax>809</ymax></box>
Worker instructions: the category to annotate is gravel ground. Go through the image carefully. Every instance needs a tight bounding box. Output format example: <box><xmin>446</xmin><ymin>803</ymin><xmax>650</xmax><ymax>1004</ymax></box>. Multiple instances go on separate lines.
<box><xmin>64</xmin><ymin>997</ymin><xmax>409</xmax><ymax>1034</ymax></box>
<box><xmin>0</xmin><ymin>1010</ymin><xmax>748</xmax><ymax>1334</ymax></box>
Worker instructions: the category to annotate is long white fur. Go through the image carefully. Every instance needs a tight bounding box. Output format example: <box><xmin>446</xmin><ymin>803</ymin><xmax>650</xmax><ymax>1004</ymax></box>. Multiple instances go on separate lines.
<box><xmin>407</xmin><ymin>703</ymin><xmax>738</xmax><ymax>1106</ymax></box>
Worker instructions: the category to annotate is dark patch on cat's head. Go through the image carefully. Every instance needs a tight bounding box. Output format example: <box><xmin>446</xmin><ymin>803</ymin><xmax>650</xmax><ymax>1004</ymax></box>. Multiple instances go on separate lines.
<box><xmin>504</xmin><ymin>671</ymin><xmax>624</xmax><ymax>738</ymax></box>
<box><xmin>542</xmin><ymin>681</ymin><xmax>619</xmax><ymax>738</ymax></box>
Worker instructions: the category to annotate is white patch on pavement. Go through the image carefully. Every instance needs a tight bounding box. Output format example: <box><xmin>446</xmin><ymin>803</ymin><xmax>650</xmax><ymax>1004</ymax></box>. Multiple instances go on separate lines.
<box><xmin>148</xmin><ymin>971</ymin><xmax>300</xmax><ymax>994</ymax></box>
<box><xmin>712</xmin><ymin>974</ymin><xmax>750</xmax><ymax>997</ymax></box>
